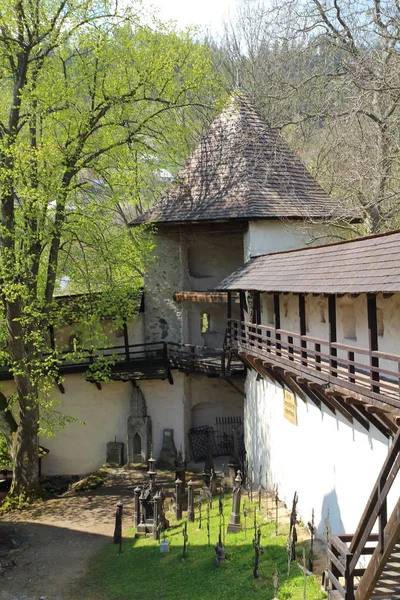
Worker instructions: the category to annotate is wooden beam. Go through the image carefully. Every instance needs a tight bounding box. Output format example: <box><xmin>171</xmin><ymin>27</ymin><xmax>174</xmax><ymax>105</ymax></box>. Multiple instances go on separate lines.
<box><xmin>344</xmin><ymin>396</ymin><xmax>364</xmax><ymax>405</ymax></box>
<box><xmin>324</xmin><ymin>392</ymin><xmax>354</xmax><ymax>424</ymax></box>
<box><xmin>297</xmin><ymin>382</ymin><xmax>321</xmax><ymax>409</ymax></box>
<box><xmin>352</xmin><ymin>404</ymin><xmax>391</xmax><ymax>438</ymax></box>
<box><xmin>367</xmin><ymin>294</ymin><xmax>380</xmax><ymax>394</ymax></box>
<box><xmin>274</xmin><ymin>293</ymin><xmax>281</xmax><ymax>354</ymax></box>
<box><xmin>328</xmin><ymin>295</ymin><xmax>337</xmax><ymax>376</ymax></box>
<box><xmin>227</xmin><ymin>291</ymin><xmax>232</xmax><ymax>321</ymax></box>
<box><xmin>372</xmin><ymin>411</ymin><xmax>398</xmax><ymax>435</ymax></box>
<box><xmin>253</xmin><ymin>292</ymin><xmax>261</xmax><ymax>325</ymax></box>
<box><xmin>268</xmin><ymin>367</ymin><xmax>287</xmax><ymax>391</ymax></box>
<box><xmin>339</xmin><ymin>400</ymin><xmax>370</xmax><ymax>431</ymax></box>
<box><xmin>253</xmin><ymin>358</ymin><xmax>278</xmax><ymax>383</ymax></box>
<box><xmin>278</xmin><ymin>371</ymin><xmax>307</xmax><ymax>403</ymax></box>
<box><xmin>307</xmin><ymin>383</ymin><xmax>337</xmax><ymax>415</ymax></box>
<box><xmin>365</xmin><ymin>405</ymin><xmax>381</xmax><ymax>414</ymax></box>
<box><xmin>239</xmin><ymin>291</ymin><xmax>247</xmax><ymax>322</ymax></box>
<box><xmin>330</xmin><ymin>383</ymin><xmax>400</xmax><ymax>415</ymax></box>
<box><xmin>299</xmin><ymin>294</ymin><xmax>307</xmax><ymax>366</ymax></box>
<box><xmin>221</xmin><ymin>376</ymin><xmax>246</xmax><ymax>398</ymax></box>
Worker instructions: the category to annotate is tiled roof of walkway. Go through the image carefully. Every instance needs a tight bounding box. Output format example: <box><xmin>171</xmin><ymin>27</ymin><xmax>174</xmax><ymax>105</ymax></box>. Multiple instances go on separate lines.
<box><xmin>216</xmin><ymin>230</ymin><xmax>400</xmax><ymax>294</ymax></box>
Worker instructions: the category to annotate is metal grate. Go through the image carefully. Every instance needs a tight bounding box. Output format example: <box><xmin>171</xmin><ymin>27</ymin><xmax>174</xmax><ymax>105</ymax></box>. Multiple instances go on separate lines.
<box><xmin>188</xmin><ymin>426</ymin><xmax>218</xmax><ymax>463</ymax></box>
<box><xmin>214</xmin><ymin>416</ymin><xmax>243</xmax><ymax>456</ymax></box>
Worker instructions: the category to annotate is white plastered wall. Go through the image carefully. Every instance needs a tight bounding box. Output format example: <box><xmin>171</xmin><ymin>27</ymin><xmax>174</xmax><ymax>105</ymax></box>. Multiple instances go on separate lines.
<box><xmin>183</xmin><ymin>374</ymin><xmax>244</xmax><ymax>460</ymax></box>
<box><xmin>53</xmin><ymin>313</ymin><xmax>145</xmax><ymax>352</ymax></box>
<box><xmin>187</xmin><ymin>374</ymin><xmax>244</xmax><ymax>428</ymax></box>
<box><xmin>245</xmin><ymin>369</ymin><xmax>399</xmax><ymax>537</ymax></box>
<box><xmin>139</xmin><ymin>372</ymin><xmax>186</xmax><ymax>459</ymax></box>
<box><xmin>1</xmin><ymin>371</ymin><xmax>187</xmax><ymax>476</ymax></box>
<box><xmin>244</xmin><ymin>220</ymin><xmax>330</xmax><ymax>260</ymax></box>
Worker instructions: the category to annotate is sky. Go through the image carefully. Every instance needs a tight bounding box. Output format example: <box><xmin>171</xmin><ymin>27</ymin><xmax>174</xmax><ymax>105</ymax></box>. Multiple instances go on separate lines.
<box><xmin>150</xmin><ymin>0</ymin><xmax>238</xmax><ymax>36</ymax></box>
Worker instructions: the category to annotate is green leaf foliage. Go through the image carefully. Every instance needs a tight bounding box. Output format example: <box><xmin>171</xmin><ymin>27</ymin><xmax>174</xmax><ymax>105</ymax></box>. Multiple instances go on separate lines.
<box><xmin>0</xmin><ymin>0</ymin><xmax>223</xmax><ymax>496</ymax></box>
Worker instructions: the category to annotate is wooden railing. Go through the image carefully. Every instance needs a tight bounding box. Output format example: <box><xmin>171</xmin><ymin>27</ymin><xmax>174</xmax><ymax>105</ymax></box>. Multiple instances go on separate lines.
<box><xmin>0</xmin><ymin>341</ymin><xmax>237</xmax><ymax>380</ymax></box>
<box><xmin>226</xmin><ymin>319</ymin><xmax>400</xmax><ymax>410</ymax></box>
<box><xmin>168</xmin><ymin>343</ymin><xmax>226</xmax><ymax>373</ymax></box>
<box><xmin>326</xmin><ymin>428</ymin><xmax>400</xmax><ymax>599</ymax></box>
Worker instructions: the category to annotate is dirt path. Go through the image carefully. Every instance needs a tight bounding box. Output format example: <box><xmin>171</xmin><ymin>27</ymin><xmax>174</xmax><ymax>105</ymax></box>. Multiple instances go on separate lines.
<box><xmin>0</xmin><ymin>469</ymin><xmax>164</xmax><ymax>600</ymax></box>
<box><xmin>0</xmin><ymin>470</ymin><xmax>326</xmax><ymax>600</ymax></box>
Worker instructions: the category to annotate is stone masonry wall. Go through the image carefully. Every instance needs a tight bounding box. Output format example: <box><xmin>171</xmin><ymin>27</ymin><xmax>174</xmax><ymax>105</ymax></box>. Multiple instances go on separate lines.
<box><xmin>144</xmin><ymin>233</ymin><xmax>188</xmax><ymax>343</ymax></box>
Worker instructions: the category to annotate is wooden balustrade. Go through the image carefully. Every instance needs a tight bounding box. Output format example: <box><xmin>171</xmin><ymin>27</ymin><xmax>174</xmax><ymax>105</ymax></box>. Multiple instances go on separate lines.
<box><xmin>0</xmin><ymin>341</ymin><xmax>239</xmax><ymax>381</ymax></box>
<box><xmin>226</xmin><ymin>319</ymin><xmax>400</xmax><ymax>410</ymax></box>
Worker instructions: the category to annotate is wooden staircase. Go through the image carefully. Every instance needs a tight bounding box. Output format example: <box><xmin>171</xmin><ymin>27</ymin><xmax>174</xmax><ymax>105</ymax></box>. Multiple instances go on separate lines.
<box><xmin>327</xmin><ymin>428</ymin><xmax>400</xmax><ymax>600</ymax></box>
<box><xmin>368</xmin><ymin>535</ymin><xmax>400</xmax><ymax>599</ymax></box>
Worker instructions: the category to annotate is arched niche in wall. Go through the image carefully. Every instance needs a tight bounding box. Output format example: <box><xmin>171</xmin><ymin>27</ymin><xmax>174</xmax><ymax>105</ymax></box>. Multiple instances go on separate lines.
<box><xmin>191</xmin><ymin>402</ymin><xmax>216</xmax><ymax>429</ymax></box>
<box><xmin>188</xmin><ymin>240</ymin><xmax>218</xmax><ymax>279</ymax></box>
<box><xmin>133</xmin><ymin>432</ymin><xmax>141</xmax><ymax>455</ymax></box>
<box><xmin>340</xmin><ymin>301</ymin><xmax>357</xmax><ymax>341</ymax></box>
<box><xmin>264</xmin><ymin>294</ymin><xmax>275</xmax><ymax>325</ymax></box>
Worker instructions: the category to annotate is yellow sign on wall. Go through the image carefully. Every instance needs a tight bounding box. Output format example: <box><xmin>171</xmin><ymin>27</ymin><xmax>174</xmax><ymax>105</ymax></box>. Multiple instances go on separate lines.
<box><xmin>283</xmin><ymin>389</ymin><xmax>298</xmax><ymax>425</ymax></box>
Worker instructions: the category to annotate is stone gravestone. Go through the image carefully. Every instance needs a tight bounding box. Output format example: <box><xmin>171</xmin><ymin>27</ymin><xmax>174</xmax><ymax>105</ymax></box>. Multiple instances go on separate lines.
<box><xmin>106</xmin><ymin>442</ymin><xmax>124</xmax><ymax>466</ymax></box>
<box><xmin>157</xmin><ymin>429</ymin><xmax>177</xmax><ymax>469</ymax></box>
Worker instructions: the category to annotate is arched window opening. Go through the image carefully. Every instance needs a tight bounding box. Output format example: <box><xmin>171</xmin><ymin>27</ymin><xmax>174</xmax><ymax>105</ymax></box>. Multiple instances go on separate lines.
<box><xmin>201</xmin><ymin>312</ymin><xmax>211</xmax><ymax>333</ymax></box>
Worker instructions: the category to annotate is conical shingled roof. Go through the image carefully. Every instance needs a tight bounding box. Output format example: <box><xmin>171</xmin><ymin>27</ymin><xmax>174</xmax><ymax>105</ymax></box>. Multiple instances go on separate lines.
<box><xmin>130</xmin><ymin>94</ymin><xmax>344</xmax><ymax>226</ymax></box>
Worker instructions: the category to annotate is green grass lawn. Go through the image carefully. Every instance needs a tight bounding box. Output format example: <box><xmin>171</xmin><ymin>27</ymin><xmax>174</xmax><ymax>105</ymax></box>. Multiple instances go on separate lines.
<box><xmin>77</xmin><ymin>496</ymin><xmax>327</xmax><ymax>600</ymax></box>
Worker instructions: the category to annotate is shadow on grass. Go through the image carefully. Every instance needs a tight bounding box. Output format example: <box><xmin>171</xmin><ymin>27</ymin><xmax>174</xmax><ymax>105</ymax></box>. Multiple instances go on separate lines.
<box><xmin>77</xmin><ymin>518</ymin><xmax>326</xmax><ymax>600</ymax></box>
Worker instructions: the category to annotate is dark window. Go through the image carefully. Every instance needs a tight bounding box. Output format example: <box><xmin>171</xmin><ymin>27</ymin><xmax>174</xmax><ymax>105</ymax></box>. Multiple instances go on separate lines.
<box><xmin>133</xmin><ymin>433</ymin><xmax>141</xmax><ymax>455</ymax></box>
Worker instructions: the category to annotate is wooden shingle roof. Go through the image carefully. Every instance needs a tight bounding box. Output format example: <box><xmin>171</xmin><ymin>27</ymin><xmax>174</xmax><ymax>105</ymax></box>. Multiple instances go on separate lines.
<box><xmin>216</xmin><ymin>230</ymin><xmax>400</xmax><ymax>294</ymax></box>
<box><xmin>130</xmin><ymin>94</ymin><xmax>347</xmax><ymax>226</ymax></box>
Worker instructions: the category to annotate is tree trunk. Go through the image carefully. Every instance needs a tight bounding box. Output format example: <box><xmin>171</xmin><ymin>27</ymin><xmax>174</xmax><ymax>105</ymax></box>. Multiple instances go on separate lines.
<box><xmin>10</xmin><ymin>376</ymin><xmax>40</xmax><ymax>499</ymax></box>
<box><xmin>5</xmin><ymin>298</ymin><xmax>41</xmax><ymax>500</ymax></box>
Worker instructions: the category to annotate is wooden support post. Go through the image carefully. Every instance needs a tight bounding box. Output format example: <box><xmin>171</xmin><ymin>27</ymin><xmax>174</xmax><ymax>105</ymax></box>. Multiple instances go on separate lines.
<box><xmin>328</xmin><ymin>295</ymin><xmax>337</xmax><ymax>377</ymax></box>
<box><xmin>274</xmin><ymin>293</ymin><xmax>281</xmax><ymax>356</ymax></box>
<box><xmin>253</xmin><ymin>292</ymin><xmax>261</xmax><ymax>324</ymax></box>
<box><xmin>253</xmin><ymin>291</ymin><xmax>261</xmax><ymax>348</ymax></box>
<box><xmin>239</xmin><ymin>291</ymin><xmax>247</xmax><ymax>345</ymax></box>
<box><xmin>239</xmin><ymin>291</ymin><xmax>246</xmax><ymax>322</ymax></box>
<box><xmin>123</xmin><ymin>321</ymin><xmax>130</xmax><ymax>362</ymax></box>
<box><xmin>299</xmin><ymin>294</ymin><xmax>307</xmax><ymax>366</ymax></box>
<box><xmin>367</xmin><ymin>295</ymin><xmax>380</xmax><ymax>394</ymax></box>
<box><xmin>227</xmin><ymin>291</ymin><xmax>232</xmax><ymax>321</ymax></box>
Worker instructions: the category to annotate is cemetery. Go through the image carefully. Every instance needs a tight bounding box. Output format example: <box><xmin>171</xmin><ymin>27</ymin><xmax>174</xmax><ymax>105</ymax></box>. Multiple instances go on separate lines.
<box><xmin>0</xmin><ymin>2</ymin><xmax>399</xmax><ymax>594</ymax></box>
<box><xmin>77</xmin><ymin>454</ymin><xmax>326</xmax><ymax>600</ymax></box>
